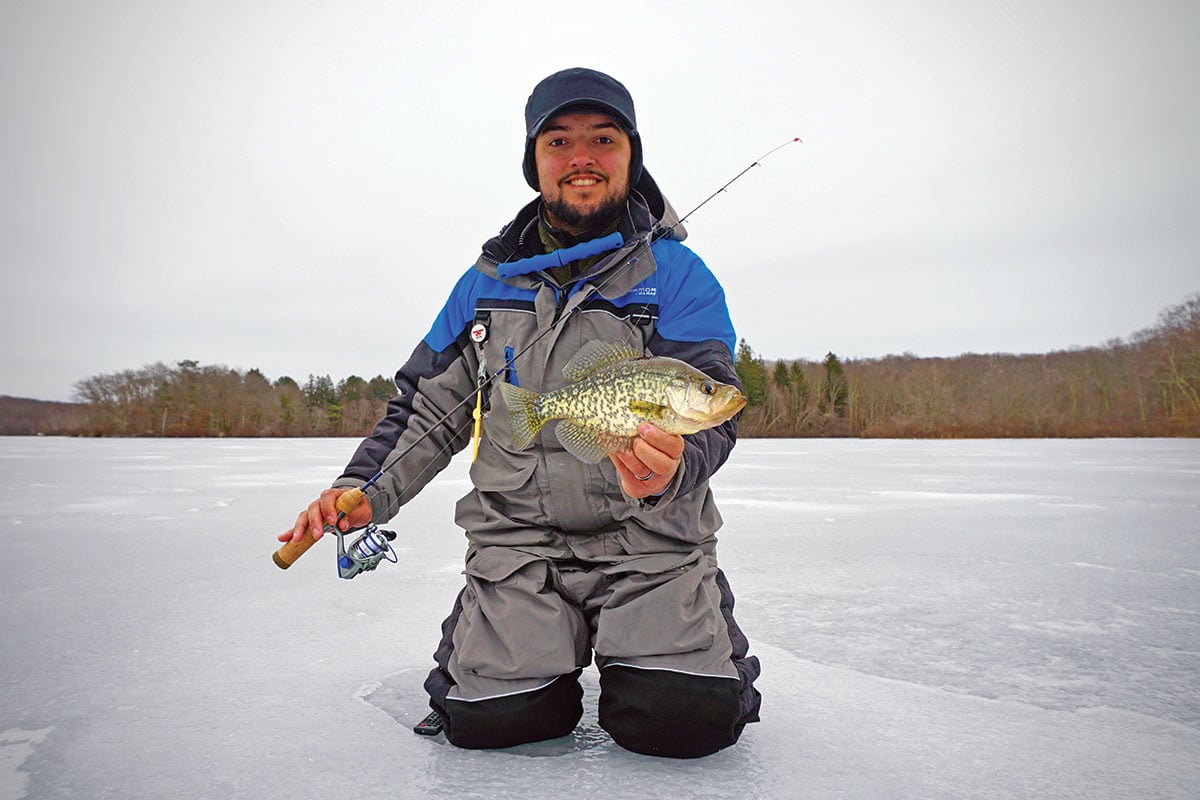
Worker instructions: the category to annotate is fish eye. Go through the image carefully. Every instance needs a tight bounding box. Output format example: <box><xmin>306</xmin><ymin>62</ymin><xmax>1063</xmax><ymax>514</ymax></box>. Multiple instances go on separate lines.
<box><xmin>702</xmin><ymin>382</ymin><xmax>715</xmax><ymax>395</ymax></box>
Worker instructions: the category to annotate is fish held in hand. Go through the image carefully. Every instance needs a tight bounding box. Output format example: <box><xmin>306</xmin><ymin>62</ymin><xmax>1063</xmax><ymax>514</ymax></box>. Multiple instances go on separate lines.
<box><xmin>497</xmin><ymin>340</ymin><xmax>747</xmax><ymax>463</ymax></box>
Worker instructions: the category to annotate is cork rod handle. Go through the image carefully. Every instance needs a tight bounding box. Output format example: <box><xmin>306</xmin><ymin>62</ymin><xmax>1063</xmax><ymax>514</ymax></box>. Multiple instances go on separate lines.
<box><xmin>271</xmin><ymin>488</ymin><xmax>366</xmax><ymax>570</ymax></box>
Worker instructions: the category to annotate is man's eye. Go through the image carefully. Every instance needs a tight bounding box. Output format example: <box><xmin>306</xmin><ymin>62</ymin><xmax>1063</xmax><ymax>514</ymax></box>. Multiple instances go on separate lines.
<box><xmin>596</xmin><ymin>136</ymin><xmax>614</xmax><ymax>144</ymax></box>
<box><xmin>548</xmin><ymin>138</ymin><xmax>567</xmax><ymax>147</ymax></box>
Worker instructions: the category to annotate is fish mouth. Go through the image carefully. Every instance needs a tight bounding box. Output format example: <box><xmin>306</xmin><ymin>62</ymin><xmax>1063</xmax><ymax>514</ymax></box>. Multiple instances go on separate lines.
<box><xmin>679</xmin><ymin>392</ymin><xmax>747</xmax><ymax>426</ymax></box>
<box><xmin>716</xmin><ymin>391</ymin><xmax>748</xmax><ymax>420</ymax></box>
<box><xmin>724</xmin><ymin>394</ymin><xmax>749</xmax><ymax>418</ymax></box>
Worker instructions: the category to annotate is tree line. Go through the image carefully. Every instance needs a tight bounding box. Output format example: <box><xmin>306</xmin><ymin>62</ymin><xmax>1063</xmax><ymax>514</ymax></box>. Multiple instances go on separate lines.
<box><xmin>0</xmin><ymin>396</ymin><xmax>87</xmax><ymax>436</ymax></box>
<box><xmin>4</xmin><ymin>294</ymin><xmax>1197</xmax><ymax>438</ymax></box>
<box><xmin>69</xmin><ymin>360</ymin><xmax>397</xmax><ymax>437</ymax></box>
<box><xmin>733</xmin><ymin>293</ymin><xmax>1200</xmax><ymax>437</ymax></box>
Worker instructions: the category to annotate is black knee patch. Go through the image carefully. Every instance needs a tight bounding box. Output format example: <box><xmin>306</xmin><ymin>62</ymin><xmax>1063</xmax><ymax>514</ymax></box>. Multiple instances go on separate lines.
<box><xmin>598</xmin><ymin>665</ymin><xmax>745</xmax><ymax>758</ymax></box>
<box><xmin>433</xmin><ymin>671</ymin><xmax>583</xmax><ymax>750</ymax></box>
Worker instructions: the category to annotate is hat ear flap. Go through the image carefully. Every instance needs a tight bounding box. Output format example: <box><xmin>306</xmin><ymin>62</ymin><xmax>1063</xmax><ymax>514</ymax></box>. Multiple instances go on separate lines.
<box><xmin>628</xmin><ymin>135</ymin><xmax>644</xmax><ymax>186</ymax></box>
<box><xmin>523</xmin><ymin>142</ymin><xmax>539</xmax><ymax>191</ymax></box>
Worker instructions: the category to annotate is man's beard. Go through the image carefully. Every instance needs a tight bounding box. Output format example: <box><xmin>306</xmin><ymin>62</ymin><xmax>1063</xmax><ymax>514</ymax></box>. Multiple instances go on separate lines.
<box><xmin>544</xmin><ymin>192</ymin><xmax>626</xmax><ymax>234</ymax></box>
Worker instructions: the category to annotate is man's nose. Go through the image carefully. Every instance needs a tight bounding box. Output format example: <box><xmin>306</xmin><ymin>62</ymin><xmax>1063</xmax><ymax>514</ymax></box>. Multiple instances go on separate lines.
<box><xmin>568</xmin><ymin>143</ymin><xmax>596</xmax><ymax>167</ymax></box>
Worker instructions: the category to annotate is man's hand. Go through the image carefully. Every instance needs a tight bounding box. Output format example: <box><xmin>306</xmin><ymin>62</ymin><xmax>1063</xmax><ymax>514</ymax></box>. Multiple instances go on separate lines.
<box><xmin>610</xmin><ymin>423</ymin><xmax>684</xmax><ymax>499</ymax></box>
<box><xmin>278</xmin><ymin>487</ymin><xmax>373</xmax><ymax>544</ymax></box>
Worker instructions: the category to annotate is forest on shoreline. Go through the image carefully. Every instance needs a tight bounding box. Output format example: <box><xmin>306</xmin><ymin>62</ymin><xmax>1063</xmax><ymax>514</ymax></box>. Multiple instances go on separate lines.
<box><xmin>3</xmin><ymin>294</ymin><xmax>1197</xmax><ymax>439</ymax></box>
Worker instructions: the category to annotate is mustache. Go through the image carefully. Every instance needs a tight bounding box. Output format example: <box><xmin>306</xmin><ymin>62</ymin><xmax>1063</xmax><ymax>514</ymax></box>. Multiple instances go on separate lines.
<box><xmin>559</xmin><ymin>169</ymin><xmax>608</xmax><ymax>184</ymax></box>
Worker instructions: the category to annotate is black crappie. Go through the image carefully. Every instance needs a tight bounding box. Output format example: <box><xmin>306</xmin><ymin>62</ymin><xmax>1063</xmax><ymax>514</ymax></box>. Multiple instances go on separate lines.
<box><xmin>497</xmin><ymin>340</ymin><xmax>747</xmax><ymax>463</ymax></box>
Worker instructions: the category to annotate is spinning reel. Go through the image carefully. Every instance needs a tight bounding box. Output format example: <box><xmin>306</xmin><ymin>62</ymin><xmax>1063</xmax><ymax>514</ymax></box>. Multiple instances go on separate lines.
<box><xmin>334</xmin><ymin>524</ymin><xmax>398</xmax><ymax>580</ymax></box>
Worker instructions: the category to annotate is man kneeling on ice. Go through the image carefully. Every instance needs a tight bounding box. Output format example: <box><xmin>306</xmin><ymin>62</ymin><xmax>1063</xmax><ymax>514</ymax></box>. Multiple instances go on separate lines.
<box><xmin>280</xmin><ymin>67</ymin><xmax>761</xmax><ymax>758</ymax></box>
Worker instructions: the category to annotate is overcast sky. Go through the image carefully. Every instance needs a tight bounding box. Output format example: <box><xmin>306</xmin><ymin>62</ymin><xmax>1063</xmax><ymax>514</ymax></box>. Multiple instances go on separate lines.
<box><xmin>2</xmin><ymin>0</ymin><xmax>1197</xmax><ymax>402</ymax></box>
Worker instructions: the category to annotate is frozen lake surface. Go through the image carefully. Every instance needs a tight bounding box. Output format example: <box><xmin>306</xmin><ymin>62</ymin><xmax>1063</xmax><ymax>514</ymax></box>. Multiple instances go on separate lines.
<box><xmin>2</xmin><ymin>437</ymin><xmax>1198</xmax><ymax>799</ymax></box>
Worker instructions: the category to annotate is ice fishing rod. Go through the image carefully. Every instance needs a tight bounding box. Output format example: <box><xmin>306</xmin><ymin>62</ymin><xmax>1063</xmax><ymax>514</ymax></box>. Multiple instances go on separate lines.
<box><xmin>272</xmin><ymin>413</ymin><xmax>475</xmax><ymax>575</ymax></box>
<box><xmin>305</xmin><ymin>415</ymin><xmax>476</xmax><ymax>580</ymax></box>
<box><xmin>271</xmin><ymin>136</ymin><xmax>801</xmax><ymax>574</ymax></box>
<box><xmin>670</xmin><ymin>137</ymin><xmax>801</xmax><ymax>231</ymax></box>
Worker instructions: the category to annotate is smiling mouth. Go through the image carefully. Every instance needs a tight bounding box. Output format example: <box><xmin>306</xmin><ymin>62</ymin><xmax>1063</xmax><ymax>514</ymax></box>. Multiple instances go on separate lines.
<box><xmin>562</xmin><ymin>173</ymin><xmax>605</xmax><ymax>188</ymax></box>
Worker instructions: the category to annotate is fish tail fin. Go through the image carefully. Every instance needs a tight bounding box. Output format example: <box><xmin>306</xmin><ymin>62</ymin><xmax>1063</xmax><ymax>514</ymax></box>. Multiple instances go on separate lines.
<box><xmin>497</xmin><ymin>382</ymin><xmax>545</xmax><ymax>450</ymax></box>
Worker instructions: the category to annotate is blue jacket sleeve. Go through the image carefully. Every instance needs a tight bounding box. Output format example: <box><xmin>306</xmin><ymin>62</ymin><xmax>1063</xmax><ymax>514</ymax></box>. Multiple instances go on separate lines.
<box><xmin>648</xmin><ymin>241</ymin><xmax>740</xmax><ymax>498</ymax></box>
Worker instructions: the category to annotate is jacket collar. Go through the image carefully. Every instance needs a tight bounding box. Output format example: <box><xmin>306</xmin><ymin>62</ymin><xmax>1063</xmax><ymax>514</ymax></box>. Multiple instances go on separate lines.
<box><xmin>475</xmin><ymin>170</ymin><xmax>685</xmax><ymax>285</ymax></box>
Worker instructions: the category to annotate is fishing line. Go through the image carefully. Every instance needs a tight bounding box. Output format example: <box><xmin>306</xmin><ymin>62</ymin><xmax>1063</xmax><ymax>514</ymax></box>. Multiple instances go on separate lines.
<box><xmin>274</xmin><ymin>137</ymin><xmax>799</xmax><ymax>569</ymax></box>
<box><xmin>371</xmin><ymin>137</ymin><xmax>801</xmax><ymax>485</ymax></box>
<box><xmin>279</xmin><ymin>412</ymin><xmax>477</xmax><ymax>575</ymax></box>
<box><xmin>381</xmin><ymin>413</ymin><xmax>477</xmax><ymax>513</ymax></box>
<box><xmin>670</xmin><ymin>137</ymin><xmax>801</xmax><ymax>230</ymax></box>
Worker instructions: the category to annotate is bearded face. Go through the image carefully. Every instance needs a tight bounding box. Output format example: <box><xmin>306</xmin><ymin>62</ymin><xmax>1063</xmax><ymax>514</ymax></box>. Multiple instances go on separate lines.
<box><xmin>534</xmin><ymin>111</ymin><xmax>631</xmax><ymax>235</ymax></box>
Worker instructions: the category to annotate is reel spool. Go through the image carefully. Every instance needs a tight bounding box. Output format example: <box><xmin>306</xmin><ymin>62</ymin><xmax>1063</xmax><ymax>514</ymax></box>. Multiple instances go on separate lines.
<box><xmin>335</xmin><ymin>525</ymin><xmax>398</xmax><ymax>580</ymax></box>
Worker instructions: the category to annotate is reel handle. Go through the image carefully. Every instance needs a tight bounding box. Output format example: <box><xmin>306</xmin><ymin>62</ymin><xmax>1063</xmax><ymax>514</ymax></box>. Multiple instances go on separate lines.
<box><xmin>272</xmin><ymin>487</ymin><xmax>366</xmax><ymax>570</ymax></box>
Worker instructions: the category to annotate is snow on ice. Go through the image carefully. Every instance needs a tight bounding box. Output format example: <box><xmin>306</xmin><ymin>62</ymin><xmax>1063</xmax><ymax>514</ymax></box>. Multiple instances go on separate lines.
<box><xmin>1</xmin><ymin>437</ymin><xmax>1198</xmax><ymax>799</ymax></box>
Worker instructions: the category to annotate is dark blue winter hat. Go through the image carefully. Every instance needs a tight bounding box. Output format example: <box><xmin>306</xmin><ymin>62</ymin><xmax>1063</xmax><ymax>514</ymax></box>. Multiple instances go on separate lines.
<box><xmin>522</xmin><ymin>67</ymin><xmax>644</xmax><ymax>192</ymax></box>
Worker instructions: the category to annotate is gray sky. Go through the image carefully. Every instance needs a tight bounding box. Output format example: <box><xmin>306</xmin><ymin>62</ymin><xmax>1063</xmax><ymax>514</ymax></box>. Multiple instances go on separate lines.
<box><xmin>2</xmin><ymin>0</ymin><xmax>1197</xmax><ymax>402</ymax></box>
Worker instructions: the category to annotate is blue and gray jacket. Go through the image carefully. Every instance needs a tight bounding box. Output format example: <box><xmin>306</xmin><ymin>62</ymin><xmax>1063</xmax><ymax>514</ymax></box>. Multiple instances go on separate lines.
<box><xmin>335</xmin><ymin>184</ymin><xmax>741</xmax><ymax>559</ymax></box>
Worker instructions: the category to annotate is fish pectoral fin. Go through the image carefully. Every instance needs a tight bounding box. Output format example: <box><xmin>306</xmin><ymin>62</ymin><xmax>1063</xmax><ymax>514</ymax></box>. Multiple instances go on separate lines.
<box><xmin>561</xmin><ymin>340</ymin><xmax>643</xmax><ymax>382</ymax></box>
<box><xmin>554</xmin><ymin>420</ymin><xmax>631</xmax><ymax>463</ymax></box>
<box><xmin>628</xmin><ymin>399</ymin><xmax>670</xmax><ymax>420</ymax></box>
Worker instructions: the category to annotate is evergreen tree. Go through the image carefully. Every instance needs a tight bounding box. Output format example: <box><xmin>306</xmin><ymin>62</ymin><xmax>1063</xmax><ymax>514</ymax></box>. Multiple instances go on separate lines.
<box><xmin>772</xmin><ymin>360</ymin><xmax>792</xmax><ymax>390</ymax></box>
<box><xmin>338</xmin><ymin>375</ymin><xmax>368</xmax><ymax>403</ymax></box>
<box><xmin>735</xmin><ymin>338</ymin><xmax>768</xmax><ymax>407</ymax></box>
<box><xmin>303</xmin><ymin>375</ymin><xmax>340</xmax><ymax>433</ymax></box>
<box><xmin>789</xmin><ymin>361</ymin><xmax>811</xmax><ymax>411</ymax></box>
<box><xmin>367</xmin><ymin>375</ymin><xmax>396</xmax><ymax>401</ymax></box>
<box><xmin>819</xmin><ymin>352</ymin><xmax>849</xmax><ymax>417</ymax></box>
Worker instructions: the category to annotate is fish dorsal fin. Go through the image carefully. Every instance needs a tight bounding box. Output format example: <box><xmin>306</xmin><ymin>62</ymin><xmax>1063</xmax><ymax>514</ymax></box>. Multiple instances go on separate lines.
<box><xmin>562</xmin><ymin>340</ymin><xmax>642</xmax><ymax>383</ymax></box>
